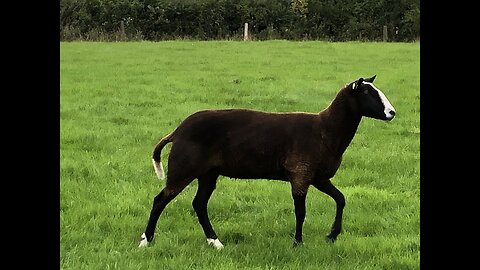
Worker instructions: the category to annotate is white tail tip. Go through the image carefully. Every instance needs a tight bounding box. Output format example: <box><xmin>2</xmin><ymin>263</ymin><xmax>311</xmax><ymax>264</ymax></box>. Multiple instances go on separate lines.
<box><xmin>152</xmin><ymin>159</ymin><xmax>165</xmax><ymax>180</ymax></box>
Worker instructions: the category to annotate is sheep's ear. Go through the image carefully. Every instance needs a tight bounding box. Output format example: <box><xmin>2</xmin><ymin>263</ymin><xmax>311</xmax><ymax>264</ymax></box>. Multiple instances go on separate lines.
<box><xmin>352</xmin><ymin>78</ymin><xmax>364</xmax><ymax>90</ymax></box>
<box><xmin>364</xmin><ymin>75</ymin><xmax>376</xmax><ymax>83</ymax></box>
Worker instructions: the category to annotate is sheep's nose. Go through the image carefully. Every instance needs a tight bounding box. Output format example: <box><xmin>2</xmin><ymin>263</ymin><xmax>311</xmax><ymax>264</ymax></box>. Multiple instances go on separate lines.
<box><xmin>386</xmin><ymin>109</ymin><xmax>396</xmax><ymax>121</ymax></box>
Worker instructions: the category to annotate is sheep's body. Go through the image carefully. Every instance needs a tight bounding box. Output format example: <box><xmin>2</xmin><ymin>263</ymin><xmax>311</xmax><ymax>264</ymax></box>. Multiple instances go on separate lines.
<box><xmin>158</xmin><ymin>109</ymin><xmax>343</xmax><ymax>182</ymax></box>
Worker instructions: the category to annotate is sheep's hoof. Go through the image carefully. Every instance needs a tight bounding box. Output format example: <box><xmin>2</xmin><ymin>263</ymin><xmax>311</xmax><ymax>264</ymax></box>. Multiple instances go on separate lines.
<box><xmin>138</xmin><ymin>233</ymin><xmax>150</xmax><ymax>248</ymax></box>
<box><xmin>293</xmin><ymin>239</ymin><xmax>303</xmax><ymax>248</ymax></box>
<box><xmin>207</xmin><ymin>238</ymin><xmax>224</xmax><ymax>250</ymax></box>
<box><xmin>325</xmin><ymin>234</ymin><xmax>337</xmax><ymax>243</ymax></box>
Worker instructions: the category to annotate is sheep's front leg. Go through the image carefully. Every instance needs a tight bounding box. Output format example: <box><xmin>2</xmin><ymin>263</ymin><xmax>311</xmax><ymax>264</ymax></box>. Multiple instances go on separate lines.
<box><xmin>292</xmin><ymin>192</ymin><xmax>306</xmax><ymax>246</ymax></box>
<box><xmin>289</xmin><ymin>173</ymin><xmax>311</xmax><ymax>247</ymax></box>
<box><xmin>313</xmin><ymin>179</ymin><xmax>345</xmax><ymax>242</ymax></box>
<box><xmin>286</xmin><ymin>158</ymin><xmax>314</xmax><ymax>246</ymax></box>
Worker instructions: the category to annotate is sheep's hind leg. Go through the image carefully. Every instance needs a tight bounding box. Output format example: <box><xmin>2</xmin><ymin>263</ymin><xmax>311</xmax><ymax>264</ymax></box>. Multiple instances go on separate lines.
<box><xmin>192</xmin><ymin>173</ymin><xmax>223</xmax><ymax>249</ymax></box>
<box><xmin>139</xmin><ymin>177</ymin><xmax>194</xmax><ymax>247</ymax></box>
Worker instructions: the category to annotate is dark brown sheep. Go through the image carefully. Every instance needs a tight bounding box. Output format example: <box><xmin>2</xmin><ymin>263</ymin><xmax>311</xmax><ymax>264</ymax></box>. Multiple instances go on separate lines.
<box><xmin>139</xmin><ymin>75</ymin><xmax>396</xmax><ymax>249</ymax></box>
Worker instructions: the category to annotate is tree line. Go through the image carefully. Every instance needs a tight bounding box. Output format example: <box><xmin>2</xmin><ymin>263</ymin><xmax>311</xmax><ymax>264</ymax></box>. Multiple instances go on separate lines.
<box><xmin>60</xmin><ymin>0</ymin><xmax>420</xmax><ymax>42</ymax></box>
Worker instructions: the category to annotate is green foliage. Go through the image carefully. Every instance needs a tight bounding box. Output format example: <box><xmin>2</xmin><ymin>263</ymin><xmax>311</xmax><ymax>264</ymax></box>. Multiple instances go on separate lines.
<box><xmin>60</xmin><ymin>41</ymin><xmax>420</xmax><ymax>269</ymax></box>
<box><xmin>60</xmin><ymin>0</ymin><xmax>420</xmax><ymax>41</ymax></box>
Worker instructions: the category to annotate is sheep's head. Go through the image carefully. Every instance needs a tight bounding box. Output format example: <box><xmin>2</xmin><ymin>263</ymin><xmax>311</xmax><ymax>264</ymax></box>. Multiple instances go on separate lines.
<box><xmin>350</xmin><ymin>75</ymin><xmax>396</xmax><ymax>121</ymax></box>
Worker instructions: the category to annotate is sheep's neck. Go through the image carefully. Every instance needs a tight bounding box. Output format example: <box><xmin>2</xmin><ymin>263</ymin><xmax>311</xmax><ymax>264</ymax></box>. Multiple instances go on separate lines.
<box><xmin>318</xmin><ymin>88</ymin><xmax>362</xmax><ymax>157</ymax></box>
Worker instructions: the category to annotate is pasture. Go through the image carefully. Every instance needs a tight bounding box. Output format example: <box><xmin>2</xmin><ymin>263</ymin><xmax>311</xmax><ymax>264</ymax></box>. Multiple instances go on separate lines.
<box><xmin>60</xmin><ymin>41</ymin><xmax>420</xmax><ymax>269</ymax></box>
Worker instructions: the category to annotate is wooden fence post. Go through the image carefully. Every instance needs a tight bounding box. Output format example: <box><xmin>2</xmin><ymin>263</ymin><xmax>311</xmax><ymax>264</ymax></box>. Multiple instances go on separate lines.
<box><xmin>119</xmin><ymin>21</ymin><xmax>126</xmax><ymax>41</ymax></box>
<box><xmin>383</xmin><ymin>25</ymin><xmax>388</xmax><ymax>42</ymax></box>
<box><xmin>244</xmin><ymin>23</ymin><xmax>249</xmax><ymax>41</ymax></box>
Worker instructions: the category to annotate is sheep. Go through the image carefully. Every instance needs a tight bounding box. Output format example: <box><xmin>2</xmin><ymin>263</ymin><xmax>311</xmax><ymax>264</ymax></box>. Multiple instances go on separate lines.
<box><xmin>139</xmin><ymin>75</ymin><xmax>396</xmax><ymax>249</ymax></box>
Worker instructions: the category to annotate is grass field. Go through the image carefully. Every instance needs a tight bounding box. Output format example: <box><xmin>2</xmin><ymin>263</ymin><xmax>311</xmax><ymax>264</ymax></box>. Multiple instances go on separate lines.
<box><xmin>60</xmin><ymin>41</ymin><xmax>420</xmax><ymax>269</ymax></box>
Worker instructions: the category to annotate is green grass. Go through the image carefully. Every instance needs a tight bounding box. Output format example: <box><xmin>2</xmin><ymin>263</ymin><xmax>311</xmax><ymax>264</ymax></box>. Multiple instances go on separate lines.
<box><xmin>60</xmin><ymin>40</ymin><xmax>420</xmax><ymax>269</ymax></box>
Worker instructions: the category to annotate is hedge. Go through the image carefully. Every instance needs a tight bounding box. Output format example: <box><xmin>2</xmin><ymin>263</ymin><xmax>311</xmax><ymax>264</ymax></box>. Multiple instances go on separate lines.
<box><xmin>60</xmin><ymin>0</ymin><xmax>420</xmax><ymax>41</ymax></box>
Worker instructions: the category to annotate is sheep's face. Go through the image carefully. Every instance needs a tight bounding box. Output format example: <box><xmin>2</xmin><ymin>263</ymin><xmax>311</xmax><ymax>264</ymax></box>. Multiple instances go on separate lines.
<box><xmin>351</xmin><ymin>75</ymin><xmax>396</xmax><ymax>121</ymax></box>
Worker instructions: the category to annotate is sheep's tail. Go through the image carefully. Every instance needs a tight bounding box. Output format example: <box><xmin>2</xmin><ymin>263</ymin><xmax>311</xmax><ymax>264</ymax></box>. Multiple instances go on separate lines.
<box><xmin>152</xmin><ymin>132</ymin><xmax>174</xmax><ymax>180</ymax></box>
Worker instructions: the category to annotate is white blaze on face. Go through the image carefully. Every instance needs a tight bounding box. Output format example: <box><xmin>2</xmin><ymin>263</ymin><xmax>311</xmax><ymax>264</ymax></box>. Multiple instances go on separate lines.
<box><xmin>363</xmin><ymin>82</ymin><xmax>396</xmax><ymax>119</ymax></box>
